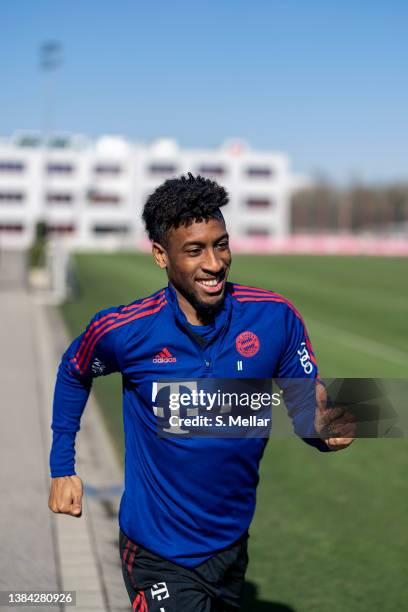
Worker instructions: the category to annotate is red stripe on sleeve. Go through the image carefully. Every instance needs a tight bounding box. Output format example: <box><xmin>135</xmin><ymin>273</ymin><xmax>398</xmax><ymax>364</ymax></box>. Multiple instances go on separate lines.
<box><xmin>73</xmin><ymin>292</ymin><xmax>165</xmax><ymax>366</ymax></box>
<box><xmin>75</xmin><ymin>296</ymin><xmax>166</xmax><ymax>370</ymax></box>
<box><xmin>234</xmin><ymin>295</ymin><xmax>318</xmax><ymax>367</ymax></box>
<box><xmin>232</xmin><ymin>283</ymin><xmax>274</xmax><ymax>294</ymax></box>
<box><xmin>80</xmin><ymin>300</ymin><xmax>167</xmax><ymax>374</ymax></box>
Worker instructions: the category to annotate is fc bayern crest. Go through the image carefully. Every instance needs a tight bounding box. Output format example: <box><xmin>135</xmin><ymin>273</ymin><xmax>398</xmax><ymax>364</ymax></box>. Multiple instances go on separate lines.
<box><xmin>236</xmin><ymin>331</ymin><xmax>260</xmax><ymax>357</ymax></box>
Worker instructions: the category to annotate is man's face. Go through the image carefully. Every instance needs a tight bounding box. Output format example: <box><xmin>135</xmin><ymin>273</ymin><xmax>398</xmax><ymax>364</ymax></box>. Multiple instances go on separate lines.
<box><xmin>157</xmin><ymin>216</ymin><xmax>232</xmax><ymax>320</ymax></box>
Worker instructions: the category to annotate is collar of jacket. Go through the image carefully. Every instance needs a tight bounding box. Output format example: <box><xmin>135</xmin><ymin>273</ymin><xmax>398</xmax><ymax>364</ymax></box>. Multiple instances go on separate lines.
<box><xmin>164</xmin><ymin>282</ymin><xmax>233</xmax><ymax>338</ymax></box>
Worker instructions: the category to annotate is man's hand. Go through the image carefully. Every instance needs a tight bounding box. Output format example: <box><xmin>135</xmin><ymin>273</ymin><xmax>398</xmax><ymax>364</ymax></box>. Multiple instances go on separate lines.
<box><xmin>48</xmin><ymin>475</ymin><xmax>83</xmax><ymax>517</ymax></box>
<box><xmin>314</xmin><ymin>383</ymin><xmax>356</xmax><ymax>451</ymax></box>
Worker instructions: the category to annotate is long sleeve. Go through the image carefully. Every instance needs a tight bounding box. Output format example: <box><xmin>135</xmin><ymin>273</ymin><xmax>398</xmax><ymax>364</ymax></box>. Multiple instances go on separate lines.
<box><xmin>275</xmin><ymin>304</ymin><xmax>330</xmax><ymax>452</ymax></box>
<box><xmin>50</xmin><ymin>307</ymin><xmax>123</xmax><ymax>477</ymax></box>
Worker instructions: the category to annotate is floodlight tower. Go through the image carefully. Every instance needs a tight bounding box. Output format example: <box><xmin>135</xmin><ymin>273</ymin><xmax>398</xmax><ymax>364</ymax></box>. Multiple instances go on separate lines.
<box><xmin>39</xmin><ymin>41</ymin><xmax>62</xmax><ymax>223</ymax></box>
<box><xmin>40</xmin><ymin>41</ymin><xmax>62</xmax><ymax>142</ymax></box>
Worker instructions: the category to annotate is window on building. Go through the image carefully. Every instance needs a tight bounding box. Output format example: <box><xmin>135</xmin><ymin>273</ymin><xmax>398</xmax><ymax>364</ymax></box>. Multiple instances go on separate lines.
<box><xmin>48</xmin><ymin>136</ymin><xmax>70</xmax><ymax>149</ymax></box>
<box><xmin>148</xmin><ymin>163</ymin><xmax>177</xmax><ymax>175</ymax></box>
<box><xmin>46</xmin><ymin>224</ymin><xmax>75</xmax><ymax>234</ymax></box>
<box><xmin>46</xmin><ymin>193</ymin><xmax>73</xmax><ymax>204</ymax></box>
<box><xmin>0</xmin><ymin>192</ymin><xmax>25</xmax><ymax>202</ymax></box>
<box><xmin>0</xmin><ymin>161</ymin><xmax>25</xmax><ymax>172</ymax></box>
<box><xmin>0</xmin><ymin>223</ymin><xmax>24</xmax><ymax>233</ymax></box>
<box><xmin>246</xmin><ymin>227</ymin><xmax>271</xmax><ymax>237</ymax></box>
<box><xmin>93</xmin><ymin>224</ymin><xmax>129</xmax><ymax>235</ymax></box>
<box><xmin>246</xmin><ymin>167</ymin><xmax>273</xmax><ymax>178</ymax></box>
<box><xmin>94</xmin><ymin>164</ymin><xmax>122</xmax><ymax>175</ymax></box>
<box><xmin>88</xmin><ymin>190</ymin><xmax>121</xmax><ymax>204</ymax></box>
<box><xmin>246</xmin><ymin>198</ymin><xmax>273</xmax><ymax>209</ymax></box>
<box><xmin>16</xmin><ymin>135</ymin><xmax>41</xmax><ymax>148</ymax></box>
<box><xmin>197</xmin><ymin>165</ymin><xmax>225</xmax><ymax>177</ymax></box>
<box><xmin>46</xmin><ymin>162</ymin><xmax>74</xmax><ymax>174</ymax></box>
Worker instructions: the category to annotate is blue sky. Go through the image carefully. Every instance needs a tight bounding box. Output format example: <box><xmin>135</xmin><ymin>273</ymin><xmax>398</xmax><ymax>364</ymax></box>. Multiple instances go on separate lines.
<box><xmin>1</xmin><ymin>0</ymin><xmax>407</xmax><ymax>183</ymax></box>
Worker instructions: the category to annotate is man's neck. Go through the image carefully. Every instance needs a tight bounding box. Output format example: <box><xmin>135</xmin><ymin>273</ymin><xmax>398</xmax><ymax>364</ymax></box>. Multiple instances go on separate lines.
<box><xmin>172</xmin><ymin>287</ymin><xmax>206</xmax><ymax>325</ymax></box>
<box><xmin>171</xmin><ymin>285</ymin><xmax>222</xmax><ymax>326</ymax></box>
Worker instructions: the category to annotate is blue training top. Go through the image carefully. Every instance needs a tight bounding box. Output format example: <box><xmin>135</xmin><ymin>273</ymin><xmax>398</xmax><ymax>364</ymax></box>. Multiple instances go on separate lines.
<box><xmin>50</xmin><ymin>282</ymin><xmax>328</xmax><ymax>567</ymax></box>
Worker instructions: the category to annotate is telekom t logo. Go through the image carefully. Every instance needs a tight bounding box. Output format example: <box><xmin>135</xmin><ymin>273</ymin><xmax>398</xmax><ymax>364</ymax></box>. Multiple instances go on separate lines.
<box><xmin>152</xmin><ymin>381</ymin><xmax>199</xmax><ymax>433</ymax></box>
<box><xmin>151</xmin><ymin>582</ymin><xmax>169</xmax><ymax>601</ymax></box>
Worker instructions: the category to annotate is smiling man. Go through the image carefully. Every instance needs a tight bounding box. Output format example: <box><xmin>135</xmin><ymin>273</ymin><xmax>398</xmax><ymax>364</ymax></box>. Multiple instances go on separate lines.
<box><xmin>143</xmin><ymin>178</ymin><xmax>231</xmax><ymax>326</ymax></box>
<box><xmin>48</xmin><ymin>173</ymin><xmax>355</xmax><ymax>611</ymax></box>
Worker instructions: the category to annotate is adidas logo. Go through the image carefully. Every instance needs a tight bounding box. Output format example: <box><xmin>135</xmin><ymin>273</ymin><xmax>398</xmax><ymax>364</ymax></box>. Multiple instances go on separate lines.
<box><xmin>153</xmin><ymin>347</ymin><xmax>177</xmax><ymax>363</ymax></box>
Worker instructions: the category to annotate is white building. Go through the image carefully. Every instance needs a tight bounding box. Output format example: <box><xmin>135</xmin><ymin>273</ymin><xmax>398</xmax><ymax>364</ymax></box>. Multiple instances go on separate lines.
<box><xmin>0</xmin><ymin>132</ymin><xmax>308</xmax><ymax>250</ymax></box>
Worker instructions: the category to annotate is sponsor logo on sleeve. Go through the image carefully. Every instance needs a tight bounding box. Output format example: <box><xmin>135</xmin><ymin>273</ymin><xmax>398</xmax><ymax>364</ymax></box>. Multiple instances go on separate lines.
<box><xmin>297</xmin><ymin>342</ymin><xmax>313</xmax><ymax>374</ymax></box>
<box><xmin>91</xmin><ymin>357</ymin><xmax>106</xmax><ymax>376</ymax></box>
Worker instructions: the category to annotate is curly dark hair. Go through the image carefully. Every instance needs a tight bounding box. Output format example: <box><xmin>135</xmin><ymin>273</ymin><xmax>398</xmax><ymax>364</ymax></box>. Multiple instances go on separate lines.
<box><xmin>142</xmin><ymin>172</ymin><xmax>229</xmax><ymax>245</ymax></box>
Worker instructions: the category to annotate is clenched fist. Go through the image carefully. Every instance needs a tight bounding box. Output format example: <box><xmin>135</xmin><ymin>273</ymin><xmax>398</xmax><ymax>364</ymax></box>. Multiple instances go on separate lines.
<box><xmin>314</xmin><ymin>383</ymin><xmax>356</xmax><ymax>451</ymax></box>
<box><xmin>48</xmin><ymin>475</ymin><xmax>83</xmax><ymax>517</ymax></box>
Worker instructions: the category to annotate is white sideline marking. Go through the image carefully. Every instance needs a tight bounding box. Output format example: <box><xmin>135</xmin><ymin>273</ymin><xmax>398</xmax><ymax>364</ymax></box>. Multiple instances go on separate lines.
<box><xmin>308</xmin><ymin>319</ymin><xmax>408</xmax><ymax>367</ymax></box>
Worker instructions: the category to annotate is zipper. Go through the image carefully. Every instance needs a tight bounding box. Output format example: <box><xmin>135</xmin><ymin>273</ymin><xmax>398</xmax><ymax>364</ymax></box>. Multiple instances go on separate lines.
<box><xmin>175</xmin><ymin>322</ymin><xmax>213</xmax><ymax>375</ymax></box>
<box><xmin>166</xmin><ymin>284</ymin><xmax>232</xmax><ymax>376</ymax></box>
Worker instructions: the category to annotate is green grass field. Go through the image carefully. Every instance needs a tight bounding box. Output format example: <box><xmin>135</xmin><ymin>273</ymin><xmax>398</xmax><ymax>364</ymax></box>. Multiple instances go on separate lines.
<box><xmin>62</xmin><ymin>253</ymin><xmax>408</xmax><ymax>612</ymax></box>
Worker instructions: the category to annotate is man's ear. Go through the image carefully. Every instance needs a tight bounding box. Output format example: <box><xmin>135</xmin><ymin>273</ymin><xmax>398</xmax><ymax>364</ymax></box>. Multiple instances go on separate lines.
<box><xmin>152</xmin><ymin>242</ymin><xmax>167</xmax><ymax>269</ymax></box>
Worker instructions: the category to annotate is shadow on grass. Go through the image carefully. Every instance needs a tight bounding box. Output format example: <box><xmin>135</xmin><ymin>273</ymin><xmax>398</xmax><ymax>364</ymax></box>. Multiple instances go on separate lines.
<box><xmin>241</xmin><ymin>581</ymin><xmax>295</xmax><ymax>611</ymax></box>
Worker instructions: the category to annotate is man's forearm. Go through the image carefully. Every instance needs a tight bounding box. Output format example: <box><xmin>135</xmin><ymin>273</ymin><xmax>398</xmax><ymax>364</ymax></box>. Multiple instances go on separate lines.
<box><xmin>49</xmin><ymin>359</ymin><xmax>91</xmax><ymax>477</ymax></box>
<box><xmin>50</xmin><ymin>431</ymin><xmax>77</xmax><ymax>476</ymax></box>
